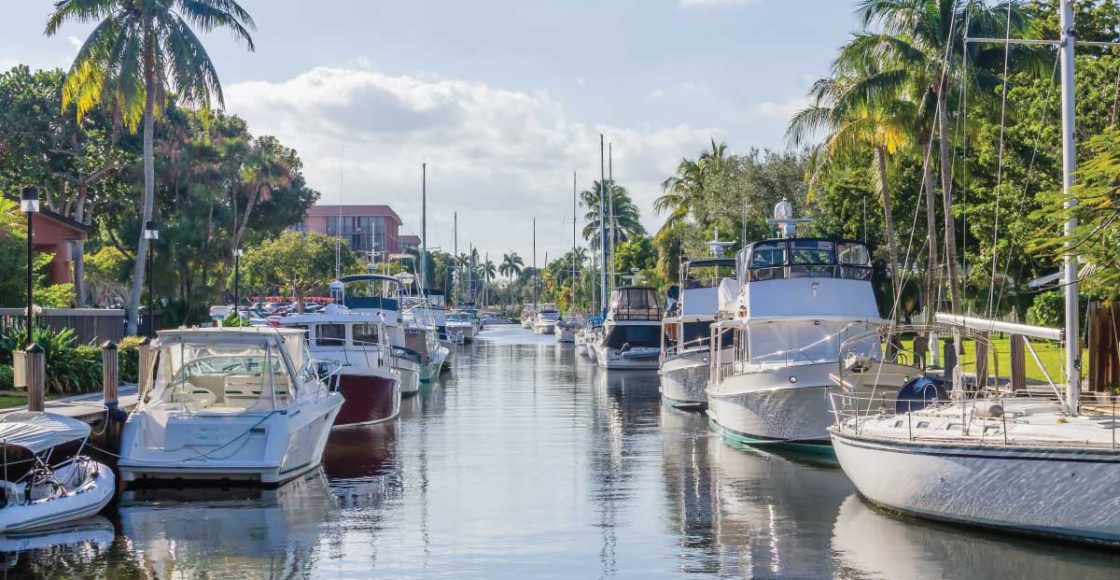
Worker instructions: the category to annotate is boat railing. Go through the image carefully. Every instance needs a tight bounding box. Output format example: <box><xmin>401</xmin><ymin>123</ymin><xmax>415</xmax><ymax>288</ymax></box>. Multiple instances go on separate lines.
<box><xmin>350</xmin><ymin>339</ymin><xmax>389</xmax><ymax>370</ymax></box>
<box><xmin>609</xmin><ymin>307</ymin><xmax>661</xmax><ymax>322</ymax></box>
<box><xmin>829</xmin><ymin>391</ymin><xmax>1120</xmax><ymax>450</ymax></box>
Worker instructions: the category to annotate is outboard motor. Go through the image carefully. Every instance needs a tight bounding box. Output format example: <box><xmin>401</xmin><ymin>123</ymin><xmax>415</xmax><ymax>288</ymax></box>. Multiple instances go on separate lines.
<box><xmin>896</xmin><ymin>376</ymin><xmax>949</xmax><ymax>413</ymax></box>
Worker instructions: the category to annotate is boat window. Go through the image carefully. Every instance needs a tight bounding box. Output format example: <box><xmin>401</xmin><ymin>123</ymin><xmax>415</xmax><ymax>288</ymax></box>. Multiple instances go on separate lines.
<box><xmin>790</xmin><ymin>240</ymin><xmax>834</xmax><ymax>265</ymax></box>
<box><xmin>605</xmin><ymin>325</ymin><xmax>661</xmax><ymax>349</ymax></box>
<box><xmin>147</xmin><ymin>340</ymin><xmax>290</xmax><ymax>413</ymax></box>
<box><xmin>682</xmin><ymin>321</ymin><xmax>712</xmax><ymax>346</ymax></box>
<box><xmin>837</xmin><ymin>243</ymin><xmax>870</xmax><ymax>266</ymax></box>
<box><xmin>353</xmin><ymin>323</ymin><xmax>380</xmax><ymax>345</ymax></box>
<box><xmin>751</xmin><ymin>242</ymin><xmax>786</xmax><ymax>268</ymax></box>
<box><xmin>916</xmin><ymin>421</ymin><xmax>930</xmax><ymax>429</ymax></box>
<box><xmin>316</xmin><ymin>324</ymin><xmax>346</xmax><ymax>346</ymax></box>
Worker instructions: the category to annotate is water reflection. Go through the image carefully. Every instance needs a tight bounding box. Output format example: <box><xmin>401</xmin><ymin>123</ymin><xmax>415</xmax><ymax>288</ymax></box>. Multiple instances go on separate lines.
<box><xmin>0</xmin><ymin>517</ymin><xmax>114</xmax><ymax>575</ymax></box>
<box><xmin>831</xmin><ymin>494</ymin><xmax>1120</xmax><ymax>579</ymax></box>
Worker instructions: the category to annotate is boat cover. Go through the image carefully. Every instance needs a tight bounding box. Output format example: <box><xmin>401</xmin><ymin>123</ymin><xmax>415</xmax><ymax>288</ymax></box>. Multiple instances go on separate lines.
<box><xmin>0</xmin><ymin>412</ymin><xmax>90</xmax><ymax>453</ymax></box>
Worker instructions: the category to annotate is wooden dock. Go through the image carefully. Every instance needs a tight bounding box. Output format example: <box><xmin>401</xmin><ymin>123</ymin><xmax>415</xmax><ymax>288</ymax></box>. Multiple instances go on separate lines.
<box><xmin>0</xmin><ymin>385</ymin><xmax>138</xmax><ymax>423</ymax></box>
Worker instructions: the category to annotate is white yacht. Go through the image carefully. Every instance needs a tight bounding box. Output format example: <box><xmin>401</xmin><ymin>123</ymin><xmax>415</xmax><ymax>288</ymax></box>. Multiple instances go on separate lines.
<box><xmin>278</xmin><ymin>302</ymin><xmax>400</xmax><ymax>427</ymax></box>
<box><xmin>447</xmin><ymin>309</ymin><xmax>478</xmax><ymax>343</ymax></box>
<box><xmin>334</xmin><ymin>274</ymin><xmax>422</xmax><ymax>396</ymax></box>
<box><xmin>659</xmin><ymin>257</ymin><xmax>737</xmax><ymax>409</ymax></box>
<box><xmin>592</xmin><ymin>286</ymin><xmax>662</xmax><ymax>370</ymax></box>
<box><xmin>0</xmin><ymin>412</ymin><xmax>115</xmax><ymax>532</ymax></box>
<box><xmin>555</xmin><ymin>318</ymin><xmax>580</xmax><ymax>343</ymax></box>
<box><xmin>520</xmin><ymin>310</ymin><xmax>535</xmax><ymax>329</ymax></box>
<box><xmin>532</xmin><ymin>305</ymin><xmax>561</xmax><ymax>335</ymax></box>
<box><xmin>706</xmin><ymin>201</ymin><xmax>884</xmax><ymax>450</ymax></box>
<box><xmin>118</xmin><ymin>327</ymin><xmax>343</xmax><ymax>485</ymax></box>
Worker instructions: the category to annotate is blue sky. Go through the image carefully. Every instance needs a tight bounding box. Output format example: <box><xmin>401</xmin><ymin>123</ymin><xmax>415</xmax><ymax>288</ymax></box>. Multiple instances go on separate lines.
<box><xmin>0</xmin><ymin>0</ymin><xmax>861</xmax><ymax>262</ymax></box>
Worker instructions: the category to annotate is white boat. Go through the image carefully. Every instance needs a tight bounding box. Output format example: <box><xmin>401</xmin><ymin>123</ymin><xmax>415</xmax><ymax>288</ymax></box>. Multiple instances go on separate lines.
<box><xmin>659</xmin><ymin>256</ymin><xmax>737</xmax><ymax>410</ymax></box>
<box><xmin>278</xmin><ymin>303</ymin><xmax>401</xmax><ymax>428</ymax></box>
<box><xmin>592</xmin><ymin>286</ymin><xmax>662</xmax><ymax>370</ymax></box>
<box><xmin>448</xmin><ymin>310</ymin><xmax>478</xmax><ymax>343</ymax></box>
<box><xmin>706</xmin><ymin>201</ymin><xmax>885</xmax><ymax>450</ymax></box>
<box><xmin>555</xmin><ymin>319</ymin><xmax>579</xmax><ymax>343</ymax></box>
<box><xmin>118</xmin><ymin>327</ymin><xmax>343</xmax><ymax>485</ymax></box>
<box><xmin>532</xmin><ymin>305</ymin><xmax>560</xmax><ymax>335</ymax></box>
<box><xmin>334</xmin><ymin>274</ymin><xmax>422</xmax><ymax>396</ymax></box>
<box><xmin>0</xmin><ymin>413</ymin><xmax>114</xmax><ymax>533</ymax></box>
<box><xmin>520</xmin><ymin>310</ymin><xmax>535</xmax><ymax>329</ymax></box>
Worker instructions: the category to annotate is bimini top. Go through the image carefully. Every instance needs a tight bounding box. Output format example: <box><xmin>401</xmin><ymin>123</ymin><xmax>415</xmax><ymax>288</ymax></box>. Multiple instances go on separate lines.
<box><xmin>609</xmin><ymin>286</ymin><xmax>661</xmax><ymax>322</ymax></box>
<box><xmin>338</xmin><ymin>274</ymin><xmax>402</xmax><ymax>286</ymax></box>
<box><xmin>0</xmin><ymin>412</ymin><xmax>90</xmax><ymax>453</ymax></box>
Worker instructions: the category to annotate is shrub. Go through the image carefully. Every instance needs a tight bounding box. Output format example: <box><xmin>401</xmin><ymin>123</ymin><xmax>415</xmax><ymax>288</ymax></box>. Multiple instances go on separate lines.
<box><xmin>1027</xmin><ymin>291</ymin><xmax>1064</xmax><ymax>327</ymax></box>
<box><xmin>0</xmin><ymin>365</ymin><xmax>12</xmax><ymax>390</ymax></box>
<box><xmin>119</xmin><ymin>336</ymin><xmax>144</xmax><ymax>384</ymax></box>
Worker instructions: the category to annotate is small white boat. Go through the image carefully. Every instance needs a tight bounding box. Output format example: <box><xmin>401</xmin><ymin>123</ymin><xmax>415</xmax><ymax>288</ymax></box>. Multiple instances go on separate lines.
<box><xmin>118</xmin><ymin>327</ymin><xmax>343</xmax><ymax>486</ymax></box>
<box><xmin>0</xmin><ymin>412</ymin><xmax>114</xmax><ymax>533</ymax></box>
<box><xmin>532</xmin><ymin>306</ymin><xmax>560</xmax><ymax>335</ymax></box>
<box><xmin>555</xmin><ymin>319</ymin><xmax>579</xmax><ymax>343</ymax></box>
<box><xmin>447</xmin><ymin>310</ymin><xmax>478</xmax><ymax>343</ymax></box>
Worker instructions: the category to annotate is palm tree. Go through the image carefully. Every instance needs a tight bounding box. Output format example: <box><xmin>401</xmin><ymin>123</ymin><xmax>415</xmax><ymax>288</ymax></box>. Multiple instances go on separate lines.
<box><xmin>481</xmin><ymin>259</ymin><xmax>497</xmax><ymax>283</ymax></box>
<box><xmin>47</xmin><ymin>0</ymin><xmax>256</xmax><ymax>335</ymax></box>
<box><xmin>787</xmin><ymin>66</ymin><xmax>915</xmax><ymax>311</ymax></box>
<box><xmin>844</xmin><ymin>0</ymin><xmax>1030</xmax><ymax>314</ymax></box>
<box><xmin>500</xmin><ymin>253</ymin><xmax>523</xmax><ymax>279</ymax></box>
<box><xmin>654</xmin><ymin>138</ymin><xmax>730</xmax><ymax>232</ymax></box>
<box><xmin>580</xmin><ymin>180</ymin><xmax>645</xmax><ymax>249</ymax></box>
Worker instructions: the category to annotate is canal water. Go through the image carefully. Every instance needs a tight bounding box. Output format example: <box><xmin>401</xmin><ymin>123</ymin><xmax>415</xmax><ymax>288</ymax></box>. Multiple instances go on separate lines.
<box><xmin>6</xmin><ymin>326</ymin><xmax>1120</xmax><ymax>578</ymax></box>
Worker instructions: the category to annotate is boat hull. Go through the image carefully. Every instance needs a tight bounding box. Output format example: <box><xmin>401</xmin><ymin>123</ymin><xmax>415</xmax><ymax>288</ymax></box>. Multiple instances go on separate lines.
<box><xmin>706</xmin><ymin>362</ymin><xmax>838</xmax><ymax>445</ymax></box>
<box><xmin>593</xmin><ymin>344</ymin><xmax>660</xmax><ymax>370</ymax></box>
<box><xmin>334</xmin><ymin>374</ymin><xmax>400</xmax><ymax>427</ymax></box>
<box><xmin>118</xmin><ymin>394</ymin><xmax>342</xmax><ymax>486</ymax></box>
<box><xmin>555</xmin><ymin>327</ymin><xmax>577</xmax><ymax>343</ymax></box>
<box><xmin>831</xmin><ymin>430</ymin><xmax>1120</xmax><ymax>546</ymax></box>
<box><xmin>658</xmin><ymin>350</ymin><xmax>710</xmax><ymax>409</ymax></box>
<box><xmin>0</xmin><ymin>461</ymin><xmax>115</xmax><ymax>533</ymax></box>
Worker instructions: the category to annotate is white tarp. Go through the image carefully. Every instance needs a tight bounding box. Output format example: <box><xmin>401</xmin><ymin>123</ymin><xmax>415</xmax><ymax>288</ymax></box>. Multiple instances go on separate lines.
<box><xmin>681</xmin><ymin>287</ymin><xmax>719</xmax><ymax>317</ymax></box>
<box><xmin>718</xmin><ymin>278</ymin><xmax>741</xmax><ymax>314</ymax></box>
<box><xmin>0</xmin><ymin>412</ymin><xmax>90</xmax><ymax>453</ymax></box>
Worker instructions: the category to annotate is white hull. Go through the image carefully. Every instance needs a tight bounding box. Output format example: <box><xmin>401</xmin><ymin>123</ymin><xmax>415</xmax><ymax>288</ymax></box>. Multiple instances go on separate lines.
<box><xmin>706</xmin><ymin>362</ymin><xmax>839</xmax><ymax>444</ymax></box>
<box><xmin>0</xmin><ymin>460</ymin><xmax>115</xmax><ymax>533</ymax></box>
<box><xmin>397</xmin><ymin>361</ymin><xmax>421</xmax><ymax>395</ymax></box>
<box><xmin>119</xmin><ymin>394</ymin><xmax>343</xmax><ymax>486</ymax></box>
<box><xmin>658</xmin><ymin>349</ymin><xmax>710</xmax><ymax>408</ymax></box>
<box><xmin>555</xmin><ymin>326</ymin><xmax>577</xmax><ymax>343</ymax></box>
<box><xmin>533</xmin><ymin>322</ymin><xmax>557</xmax><ymax>335</ymax></box>
<box><xmin>831</xmin><ymin>430</ymin><xmax>1120</xmax><ymax>546</ymax></box>
<box><xmin>593</xmin><ymin>343</ymin><xmax>660</xmax><ymax>370</ymax></box>
<box><xmin>448</xmin><ymin>324</ymin><xmax>476</xmax><ymax>342</ymax></box>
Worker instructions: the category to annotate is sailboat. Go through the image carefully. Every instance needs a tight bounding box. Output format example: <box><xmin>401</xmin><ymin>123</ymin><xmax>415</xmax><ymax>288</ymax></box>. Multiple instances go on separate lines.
<box><xmin>828</xmin><ymin>0</ymin><xmax>1120</xmax><ymax>546</ymax></box>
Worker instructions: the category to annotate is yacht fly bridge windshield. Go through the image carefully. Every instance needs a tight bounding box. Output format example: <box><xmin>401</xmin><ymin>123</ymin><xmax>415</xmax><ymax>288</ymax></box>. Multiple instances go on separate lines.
<box><xmin>738</xmin><ymin>239</ymin><xmax>872</xmax><ymax>283</ymax></box>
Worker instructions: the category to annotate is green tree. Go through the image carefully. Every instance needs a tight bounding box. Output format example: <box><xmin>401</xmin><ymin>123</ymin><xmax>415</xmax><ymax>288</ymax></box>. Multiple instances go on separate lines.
<box><xmin>499</xmin><ymin>252</ymin><xmax>524</xmax><ymax>278</ymax></box>
<box><xmin>48</xmin><ymin>0</ymin><xmax>256</xmax><ymax>334</ymax></box>
<box><xmin>241</xmin><ymin>232</ymin><xmax>357</xmax><ymax>313</ymax></box>
<box><xmin>580</xmin><ymin>180</ymin><xmax>645</xmax><ymax>248</ymax></box>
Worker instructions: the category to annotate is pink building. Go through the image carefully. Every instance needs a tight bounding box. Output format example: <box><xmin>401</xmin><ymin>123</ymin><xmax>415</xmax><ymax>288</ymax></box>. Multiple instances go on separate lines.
<box><xmin>400</xmin><ymin>234</ymin><xmax>422</xmax><ymax>253</ymax></box>
<box><xmin>298</xmin><ymin>205</ymin><xmax>403</xmax><ymax>256</ymax></box>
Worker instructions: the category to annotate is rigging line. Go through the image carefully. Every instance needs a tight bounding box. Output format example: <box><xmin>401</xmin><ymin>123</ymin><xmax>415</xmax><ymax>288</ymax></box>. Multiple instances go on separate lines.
<box><xmin>932</xmin><ymin>0</ymin><xmax>967</xmax><ymax>316</ymax></box>
<box><xmin>985</xmin><ymin>0</ymin><xmax>1015</xmax><ymax>320</ymax></box>
<box><xmin>956</xmin><ymin>2</ymin><xmax>974</xmax><ymax>316</ymax></box>
<box><xmin>993</xmin><ymin>54</ymin><xmax>1062</xmax><ymax>318</ymax></box>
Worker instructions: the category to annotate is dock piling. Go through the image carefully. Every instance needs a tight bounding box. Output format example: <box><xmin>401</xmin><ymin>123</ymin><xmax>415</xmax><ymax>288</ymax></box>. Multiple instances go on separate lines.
<box><xmin>102</xmin><ymin>340</ymin><xmax>119</xmax><ymax>407</ymax></box>
<box><xmin>23</xmin><ymin>344</ymin><xmax>45</xmax><ymax>413</ymax></box>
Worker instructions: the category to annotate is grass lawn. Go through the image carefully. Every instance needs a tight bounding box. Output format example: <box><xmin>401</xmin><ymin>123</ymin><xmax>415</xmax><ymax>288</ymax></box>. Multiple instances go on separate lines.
<box><xmin>0</xmin><ymin>392</ymin><xmax>66</xmax><ymax>410</ymax></box>
<box><xmin>901</xmin><ymin>334</ymin><xmax>1080</xmax><ymax>385</ymax></box>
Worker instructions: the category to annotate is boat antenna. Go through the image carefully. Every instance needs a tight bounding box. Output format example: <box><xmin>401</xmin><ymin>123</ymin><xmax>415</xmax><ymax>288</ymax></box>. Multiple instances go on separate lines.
<box><xmin>766</xmin><ymin>198</ymin><xmax>810</xmax><ymax>239</ymax></box>
<box><xmin>705</xmin><ymin>227</ymin><xmax>734</xmax><ymax>257</ymax></box>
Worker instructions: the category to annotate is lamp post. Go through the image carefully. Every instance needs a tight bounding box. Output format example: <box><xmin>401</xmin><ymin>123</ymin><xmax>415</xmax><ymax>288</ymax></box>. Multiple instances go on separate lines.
<box><xmin>234</xmin><ymin>248</ymin><xmax>243</xmax><ymax>319</ymax></box>
<box><xmin>143</xmin><ymin>221</ymin><xmax>159</xmax><ymax>338</ymax></box>
<box><xmin>20</xmin><ymin>187</ymin><xmax>40</xmax><ymax>347</ymax></box>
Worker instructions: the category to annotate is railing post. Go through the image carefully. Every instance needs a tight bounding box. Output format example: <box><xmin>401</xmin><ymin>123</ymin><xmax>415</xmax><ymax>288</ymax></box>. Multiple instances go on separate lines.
<box><xmin>102</xmin><ymin>340</ymin><xmax>119</xmax><ymax>407</ymax></box>
<box><xmin>24</xmin><ymin>344</ymin><xmax>45</xmax><ymax>413</ymax></box>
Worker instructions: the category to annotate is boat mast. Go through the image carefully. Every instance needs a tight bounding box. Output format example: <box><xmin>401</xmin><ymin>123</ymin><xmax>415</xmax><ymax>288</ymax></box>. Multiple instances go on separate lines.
<box><xmin>572</xmin><ymin>171</ymin><xmax>577</xmax><ymax>312</ymax></box>
<box><xmin>599</xmin><ymin>135</ymin><xmax>607</xmax><ymax>316</ymax></box>
<box><xmin>608</xmin><ymin>143</ymin><xmax>615</xmax><ymax>294</ymax></box>
<box><xmin>453</xmin><ymin>211</ymin><xmax>458</xmax><ymax>306</ymax></box>
<box><xmin>533</xmin><ymin>218</ymin><xmax>538</xmax><ymax>313</ymax></box>
<box><xmin>1059</xmin><ymin>0</ymin><xmax>1080</xmax><ymax>415</ymax></box>
<box><xmin>421</xmin><ymin>162</ymin><xmax>427</xmax><ymax>292</ymax></box>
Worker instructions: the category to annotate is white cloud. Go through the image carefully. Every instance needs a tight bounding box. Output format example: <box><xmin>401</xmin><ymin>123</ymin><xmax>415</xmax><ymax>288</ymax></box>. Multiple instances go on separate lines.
<box><xmin>751</xmin><ymin>97</ymin><xmax>806</xmax><ymax>122</ymax></box>
<box><xmin>67</xmin><ymin>36</ymin><xmax>82</xmax><ymax>53</ymax></box>
<box><xmin>224</xmin><ymin>66</ymin><xmax>718</xmax><ymax>259</ymax></box>
<box><xmin>647</xmin><ymin>89</ymin><xmax>666</xmax><ymax>100</ymax></box>
<box><xmin>679</xmin><ymin>0</ymin><xmax>759</xmax><ymax>7</ymax></box>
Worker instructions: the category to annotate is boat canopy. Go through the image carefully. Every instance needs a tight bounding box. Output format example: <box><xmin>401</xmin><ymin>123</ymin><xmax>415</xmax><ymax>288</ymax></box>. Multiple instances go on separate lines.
<box><xmin>0</xmin><ymin>412</ymin><xmax>90</xmax><ymax>453</ymax></box>
<box><xmin>609</xmin><ymin>286</ymin><xmax>661</xmax><ymax>321</ymax></box>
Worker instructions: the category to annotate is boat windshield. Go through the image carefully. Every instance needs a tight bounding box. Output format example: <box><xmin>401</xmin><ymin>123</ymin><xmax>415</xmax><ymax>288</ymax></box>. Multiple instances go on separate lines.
<box><xmin>738</xmin><ymin>240</ymin><xmax>872</xmax><ymax>283</ymax></box>
<box><xmin>747</xmin><ymin>320</ymin><xmax>878</xmax><ymax>366</ymax></box>
<box><xmin>147</xmin><ymin>341</ymin><xmax>304</xmax><ymax>413</ymax></box>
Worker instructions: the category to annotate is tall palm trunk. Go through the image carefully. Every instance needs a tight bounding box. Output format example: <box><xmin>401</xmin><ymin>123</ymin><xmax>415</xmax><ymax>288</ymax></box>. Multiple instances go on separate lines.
<box><xmin>936</xmin><ymin>90</ymin><xmax>961</xmax><ymax>314</ymax></box>
<box><xmin>127</xmin><ymin>35</ymin><xmax>157</xmax><ymax>336</ymax></box>
<box><xmin>921</xmin><ymin>138</ymin><xmax>941</xmax><ymax>326</ymax></box>
<box><xmin>874</xmin><ymin>146</ymin><xmax>901</xmax><ymax>323</ymax></box>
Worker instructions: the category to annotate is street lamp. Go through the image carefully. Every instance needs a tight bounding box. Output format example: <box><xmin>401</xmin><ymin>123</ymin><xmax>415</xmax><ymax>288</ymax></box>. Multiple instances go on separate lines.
<box><xmin>20</xmin><ymin>187</ymin><xmax>39</xmax><ymax>347</ymax></box>
<box><xmin>143</xmin><ymin>221</ymin><xmax>159</xmax><ymax>338</ymax></box>
<box><xmin>234</xmin><ymin>248</ymin><xmax>244</xmax><ymax>318</ymax></box>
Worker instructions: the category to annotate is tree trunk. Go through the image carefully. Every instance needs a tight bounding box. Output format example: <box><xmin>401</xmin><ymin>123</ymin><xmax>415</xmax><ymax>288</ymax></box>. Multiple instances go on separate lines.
<box><xmin>921</xmin><ymin>138</ymin><xmax>940</xmax><ymax>326</ymax></box>
<box><xmin>127</xmin><ymin>37</ymin><xmax>157</xmax><ymax>336</ymax></box>
<box><xmin>937</xmin><ymin>90</ymin><xmax>961</xmax><ymax>314</ymax></box>
<box><xmin>72</xmin><ymin>184</ymin><xmax>87</xmax><ymax>307</ymax></box>
<box><xmin>875</xmin><ymin>146</ymin><xmax>901</xmax><ymax>323</ymax></box>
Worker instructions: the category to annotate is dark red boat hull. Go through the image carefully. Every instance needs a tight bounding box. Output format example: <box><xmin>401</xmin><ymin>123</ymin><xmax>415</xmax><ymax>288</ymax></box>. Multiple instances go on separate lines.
<box><xmin>335</xmin><ymin>374</ymin><xmax>400</xmax><ymax>427</ymax></box>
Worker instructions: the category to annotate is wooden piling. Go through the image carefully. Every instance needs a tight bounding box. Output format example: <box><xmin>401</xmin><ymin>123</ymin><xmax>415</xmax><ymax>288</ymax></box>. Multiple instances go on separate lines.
<box><xmin>102</xmin><ymin>340</ymin><xmax>119</xmax><ymax>407</ymax></box>
<box><xmin>1087</xmin><ymin>301</ymin><xmax>1119</xmax><ymax>393</ymax></box>
<box><xmin>138</xmin><ymin>337</ymin><xmax>153</xmax><ymax>399</ymax></box>
<box><xmin>24</xmin><ymin>344</ymin><xmax>45</xmax><ymax>413</ymax></box>
<box><xmin>1009</xmin><ymin>334</ymin><xmax>1026</xmax><ymax>392</ymax></box>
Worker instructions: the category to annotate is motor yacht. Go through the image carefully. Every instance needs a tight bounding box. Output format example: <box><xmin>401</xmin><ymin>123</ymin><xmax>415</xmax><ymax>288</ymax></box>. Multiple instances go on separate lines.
<box><xmin>447</xmin><ymin>309</ymin><xmax>477</xmax><ymax>343</ymax></box>
<box><xmin>278</xmin><ymin>302</ymin><xmax>400</xmax><ymax>427</ymax></box>
<box><xmin>591</xmin><ymin>286</ymin><xmax>662</xmax><ymax>370</ymax></box>
<box><xmin>659</xmin><ymin>256</ymin><xmax>736</xmax><ymax>409</ymax></box>
<box><xmin>555</xmin><ymin>318</ymin><xmax>580</xmax><ymax>343</ymax></box>
<box><xmin>706</xmin><ymin>200</ymin><xmax>885</xmax><ymax>450</ymax></box>
<box><xmin>520</xmin><ymin>310</ymin><xmax>535</xmax><ymax>329</ymax></box>
<box><xmin>0</xmin><ymin>412</ymin><xmax>115</xmax><ymax>532</ymax></box>
<box><xmin>333</xmin><ymin>275</ymin><xmax>422</xmax><ymax>396</ymax></box>
<box><xmin>118</xmin><ymin>327</ymin><xmax>343</xmax><ymax>485</ymax></box>
<box><xmin>532</xmin><ymin>305</ymin><xmax>561</xmax><ymax>335</ymax></box>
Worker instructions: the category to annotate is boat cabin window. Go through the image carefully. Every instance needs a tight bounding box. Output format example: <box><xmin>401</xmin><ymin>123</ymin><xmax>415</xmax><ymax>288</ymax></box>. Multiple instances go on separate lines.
<box><xmin>316</xmin><ymin>323</ymin><xmax>346</xmax><ymax>346</ymax></box>
<box><xmin>605</xmin><ymin>325</ymin><xmax>661</xmax><ymax>349</ymax></box>
<box><xmin>742</xmin><ymin>240</ymin><xmax>872</xmax><ymax>282</ymax></box>
<box><xmin>147</xmin><ymin>341</ymin><xmax>295</xmax><ymax>413</ymax></box>
<box><xmin>353</xmin><ymin>323</ymin><xmax>380</xmax><ymax>345</ymax></box>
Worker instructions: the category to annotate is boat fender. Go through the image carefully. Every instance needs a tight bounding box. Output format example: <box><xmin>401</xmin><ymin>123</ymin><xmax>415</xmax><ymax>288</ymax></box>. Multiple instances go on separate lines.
<box><xmin>895</xmin><ymin>376</ymin><xmax>949</xmax><ymax>413</ymax></box>
<box><xmin>971</xmin><ymin>401</ymin><xmax>1004</xmax><ymax>419</ymax></box>
<box><xmin>105</xmin><ymin>401</ymin><xmax>129</xmax><ymax>423</ymax></box>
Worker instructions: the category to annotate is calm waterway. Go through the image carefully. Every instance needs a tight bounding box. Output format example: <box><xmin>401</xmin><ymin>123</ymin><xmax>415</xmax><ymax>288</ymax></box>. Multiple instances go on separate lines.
<box><xmin>6</xmin><ymin>326</ymin><xmax>1120</xmax><ymax>578</ymax></box>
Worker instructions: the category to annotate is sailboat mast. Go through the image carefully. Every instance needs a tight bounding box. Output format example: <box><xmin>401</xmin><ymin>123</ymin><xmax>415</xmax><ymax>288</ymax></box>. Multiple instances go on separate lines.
<box><xmin>533</xmin><ymin>218</ymin><xmax>538</xmax><ymax>312</ymax></box>
<box><xmin>599</xmin><ymin>135</ymin><xmax>607</xmax><ymax>315</ymax></box>
<box><xmin>453</xmin><ymin>211</ymin><xmax>458</xmax><ymax>305</ymax></box>
<box><xmin>1059</xmin><ymin>0</ymin><xmax>1080</xmax><ymax>415</ymax></box>
<box><xmin>421</xmin><ymin>162</ymin><xmax>427</xmax><ymax>291</ymax></box>
<box><xmin>608</xmin><ymin>142</ymin><xmax>615</xmax><ymax>294</ymax></box>
<box><xmin>572</xmin><ymin>171</ymin><xmax>577</xmax><ymax>311</ymax></box>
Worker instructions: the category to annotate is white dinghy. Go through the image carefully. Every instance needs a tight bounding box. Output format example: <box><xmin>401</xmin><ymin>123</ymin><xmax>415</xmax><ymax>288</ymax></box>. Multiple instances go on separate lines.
<box><xmin>0</xmin><ymin>412</ymin><xmax>114</xmax><ymax>533</ymax></box>
<box><xmin>118</xmin><ymin>327</ymin><xmax>343</xmax><ymax>486</ymax></box>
